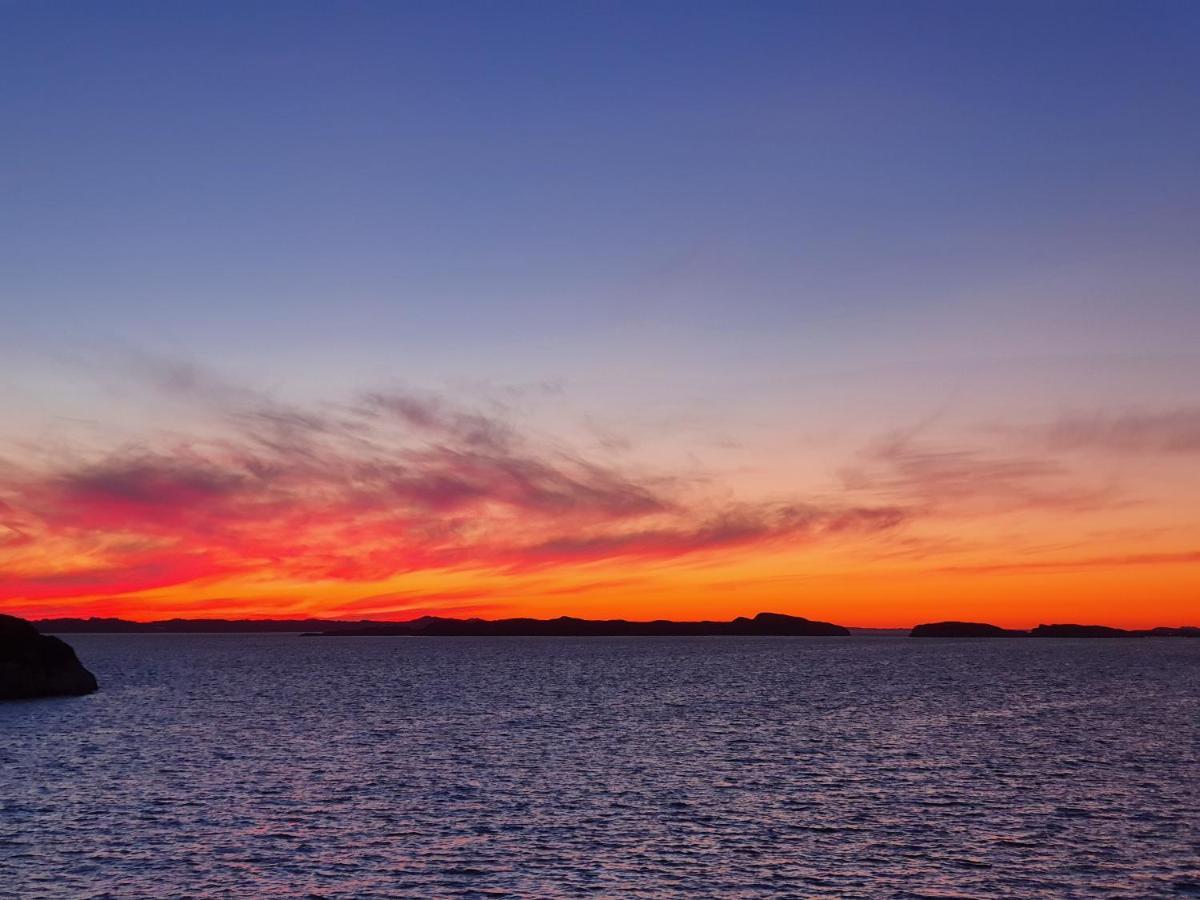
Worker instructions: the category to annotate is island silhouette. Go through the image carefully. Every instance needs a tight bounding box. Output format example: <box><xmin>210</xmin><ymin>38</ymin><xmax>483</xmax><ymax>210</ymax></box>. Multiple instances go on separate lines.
<box><xmin>307</xmin><ymin>612</ymin><xmax>852</xmax><ymax>637</ymax></box>
<box><xmin>26</xmin><ymin>614</ymin><xmax>1199</xmax><ymax>638</ymax></box>
<box><xmin>910</xmin><ymin>621</ymin><xmax>1199</xmax><ymax>638</ymax></box>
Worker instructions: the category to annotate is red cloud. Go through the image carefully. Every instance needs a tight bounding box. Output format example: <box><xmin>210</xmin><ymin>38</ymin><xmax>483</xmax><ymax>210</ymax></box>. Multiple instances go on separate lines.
<box><xmin>501</xmin><ymin>504</ymin><xmax>908</xmax><ymax>570</ymax></box>
<box><xmin>0</xmin><ymin>388</ymin><xmax>906</xmax><ymax>604</ymax></box>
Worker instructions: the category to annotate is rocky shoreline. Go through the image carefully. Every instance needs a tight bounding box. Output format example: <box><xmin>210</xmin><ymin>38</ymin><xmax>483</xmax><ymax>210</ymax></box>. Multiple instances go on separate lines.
<box><xmin>1</xmin><ymin>615</ymin><xmax>98</xmax><ymax>700</ymax></box>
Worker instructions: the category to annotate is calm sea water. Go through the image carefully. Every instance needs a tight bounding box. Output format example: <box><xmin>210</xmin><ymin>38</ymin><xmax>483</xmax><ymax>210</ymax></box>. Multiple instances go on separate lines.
<box><xmin>2</xmin><ymin>635</ymin><xmax>1198</xmax><ymax>898</ymax></box>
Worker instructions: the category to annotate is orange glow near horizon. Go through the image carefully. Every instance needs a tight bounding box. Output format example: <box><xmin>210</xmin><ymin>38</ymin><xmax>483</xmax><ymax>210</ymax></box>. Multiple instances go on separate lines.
<box><xmin>6</xmin><ymin>539</ymin><xmax>1199</xmax><ymax>630</ymax></box>
<box><xmin>2</xmin><ymin>385</ymin><xmax>1198</xmax><ymax>630</ymax></box>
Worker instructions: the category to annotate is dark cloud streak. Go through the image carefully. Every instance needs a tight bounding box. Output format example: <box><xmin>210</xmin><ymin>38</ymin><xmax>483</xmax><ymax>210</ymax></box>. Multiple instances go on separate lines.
<box><xmin>0</xmin><ymin>374</ymin><xmax>911</xmax><ymax>598</ymax></box>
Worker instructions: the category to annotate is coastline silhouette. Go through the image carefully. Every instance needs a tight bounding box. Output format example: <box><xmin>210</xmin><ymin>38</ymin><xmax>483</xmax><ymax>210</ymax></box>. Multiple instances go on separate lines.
<box><xmin>910</xmin><ymin>621</ymin><xmax>1200</xmax><ymax>638</ymax></box>
<box><xmin>25</xmin><ymin>614</ymin><xmax>1199</xmax><ymax>638</ymax></box>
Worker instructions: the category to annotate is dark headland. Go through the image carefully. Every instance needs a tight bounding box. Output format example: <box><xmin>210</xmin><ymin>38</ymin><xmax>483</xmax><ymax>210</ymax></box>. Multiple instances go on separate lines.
<box><xmin>307</xmin><ymin>612</ymin><xmax>851</xmax><ymax>637</ymax></box>
<box><xmin>911</xmin><ymin>621</ymin><xmax>1200</xmax><ymax>638</ymax></box>
<box><xmin>1</xmin><ymin>615</ymin><xmax>99</xmax><ymax>700</ymax></box>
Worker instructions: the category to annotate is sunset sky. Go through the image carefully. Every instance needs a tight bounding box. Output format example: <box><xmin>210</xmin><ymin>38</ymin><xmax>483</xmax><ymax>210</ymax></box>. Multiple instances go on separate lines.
<box><xmin>2</xmin><ymin>1</ymin><xmax>1198</xmax><ymax>627</ymax></box>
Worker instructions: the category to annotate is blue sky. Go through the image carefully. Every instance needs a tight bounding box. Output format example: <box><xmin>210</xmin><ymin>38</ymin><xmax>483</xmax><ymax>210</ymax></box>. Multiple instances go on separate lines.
<box><xmin>5</xmin><ymin>1</ymin><xmax>1197</xmax><ymax>379</ymax></box>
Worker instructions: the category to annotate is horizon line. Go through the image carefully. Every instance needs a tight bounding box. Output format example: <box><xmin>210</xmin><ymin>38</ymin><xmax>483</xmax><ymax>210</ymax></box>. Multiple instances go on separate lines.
<box><xmin>15</xmin><ymin>611</ymin><xmax>1199</xmax><ymax>632</ymax></box>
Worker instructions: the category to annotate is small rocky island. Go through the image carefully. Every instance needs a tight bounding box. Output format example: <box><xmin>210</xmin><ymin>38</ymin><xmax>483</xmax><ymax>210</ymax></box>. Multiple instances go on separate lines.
<box><xmin>307</xmin><ymin>611</ymin><xmax>851</xmax><ymax>637</ymax></box>
<box><xmin>911</xmin><ymin>621</ymin><xmax>1028</xmax><ymax>638</ymax></box>
<box><xmin>1</xmin><ymin>615</ymin><xmax>99</xmax><ymax>700</ymax></box>
<box><xmin>911</xmin><ymin>620</ymin><xmax>1200</xmax><ymax>638</ymax></box>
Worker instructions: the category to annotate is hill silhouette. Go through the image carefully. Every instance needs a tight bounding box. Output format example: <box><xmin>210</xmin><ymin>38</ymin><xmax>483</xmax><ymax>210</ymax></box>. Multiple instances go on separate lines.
<box><xmin>307</xmin><ymin>612</ymin><xmax>851</xmax><ymax>637</ymax></box>
<box><xmin>911</xmin><ymin>621</ymin><xmax>1028</xmax><ymax>638</ymax></box>
<box><xmin>31</xmin><ymin>615</ymin><xmax>1199</xmax><ymax>638</ymax></box>
<box><xmin>911</xmin><ymin>621</ymin><xmax>1199</xmax><ymax>638</ymax></box>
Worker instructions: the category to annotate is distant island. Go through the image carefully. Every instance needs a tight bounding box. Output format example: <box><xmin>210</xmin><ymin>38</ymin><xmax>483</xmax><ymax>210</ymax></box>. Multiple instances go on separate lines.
<box><xmin>306</xmin><ymin>612</ymin><xmax>851</xmax><ymax>637</ymax></box>
<box><xmin>911</xmin><ymin>621</ymin><xmax>1028</xmax><ymax>638</ymax></box>
<box><xmin>28</xmin><ymin>615</ymin><xmax>1199</xmax><ymax>639</ymax></box>
<box><xmin>31</xmin><ymin>612</ymin><xmax>850</xmax><ymax>636</ymax></box>
<box><xmin>911</xmin><ymin>621</ymin><xmax>1200</xmax><ymax>638</ymax></box>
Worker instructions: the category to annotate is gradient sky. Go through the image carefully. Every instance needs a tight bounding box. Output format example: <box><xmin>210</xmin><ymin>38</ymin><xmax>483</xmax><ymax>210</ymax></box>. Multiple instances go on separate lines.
<box><xmin>2</xmin><ymin>1</ymin><xmax>1199</xmax><ymax>627</ymax></box>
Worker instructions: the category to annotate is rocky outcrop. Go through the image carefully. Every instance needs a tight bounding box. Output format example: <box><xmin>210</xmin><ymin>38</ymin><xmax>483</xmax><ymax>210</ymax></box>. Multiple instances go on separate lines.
<box><xmin>1</xmin><ymin>615</ymin><xmax>99</xmax><ymax>700</ymax></box>
<box><xmin>910</xmin><ymin>621</ymin><xmax>1027</xmax><ymax>638</ymax></box>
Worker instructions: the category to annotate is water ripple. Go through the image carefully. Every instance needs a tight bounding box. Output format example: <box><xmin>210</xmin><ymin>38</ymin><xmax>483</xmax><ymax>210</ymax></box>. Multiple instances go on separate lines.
<box><xmin>1</xmin><ymin>635</ymin><xmax>1198</xmax><ymax>897</ymax></box>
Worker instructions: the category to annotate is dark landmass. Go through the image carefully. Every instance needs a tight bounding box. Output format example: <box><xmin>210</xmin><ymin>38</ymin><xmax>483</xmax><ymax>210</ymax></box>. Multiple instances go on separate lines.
<box><xmin>848</xmin><ymin>628</ymin><xmax>909</xmax><ymax>636</ymax></box>
<box><xmin>33</xmin><ymin>616</ymin><xmax>372</xmax><ymax>633</ymax></box>
<box><xmin>911</xmin><ymin>621</ymin><xmax>1028</xmax><ymax>638</ymax></box>
<box><xmin>307</xmin><ymin>611</ymin><xmax>851</xmax><ymax>637</ymax></box>
<box><xmin>1030</xmin><ymin>623</ymin><xmax>1135</xmax><ymax>638</ymax></box>
<box><xmin>1027</xmin><ymin>623</ymin><xmax>1200</xmax><ymax>638</ymax></box>
<box><xmin>1</xmin><ymin>615</ymin><xmax>99</xmax><ymax>700</ymax></box>
<box><xmin>31</xmin><ymin>615</ymin><xmax>1200</xmax><ymax>639</ymax></box>
<box><xmin>911</xmin><ymin>621</ymin><xmax>1200</xmax><ymax>638</ymax></box>
<box><xmin>1145</xmin><ymin>626</ymin><xmax>1200</xmax><ymax>637</ymax></box>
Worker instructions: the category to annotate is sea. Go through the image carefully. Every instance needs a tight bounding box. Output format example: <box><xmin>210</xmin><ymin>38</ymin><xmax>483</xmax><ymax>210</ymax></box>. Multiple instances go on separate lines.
<box><xmin>2</xmin><ymin>634</ymin><xmax>1198</xmax><ymax>898</ymax></box>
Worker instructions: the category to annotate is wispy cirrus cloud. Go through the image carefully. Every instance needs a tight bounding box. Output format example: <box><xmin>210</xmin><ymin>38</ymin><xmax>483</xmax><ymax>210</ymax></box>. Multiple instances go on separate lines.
<box><xmin>936</xmin><ymin>550</ymin><xmax>1200</xmax><ymax>575</ymax></box>
<box><xmin>0</xmin><ymin>362</ymin><xmax>908</xmax><ymax>607</ymax></box>
<box><xmin>10</xmin><ymin>356</ymin><xmax>1190</xmax><ymax>618</ymax></box>
<box><xmin>503</xmin><ymin>502</ymin><xmax>908</xmax><ymax>570</ymax></box>
<box><xmin>1037</xmin><ymin>408</ymin><xmax>1200</xmax><ymax>454</ymax></box>
<box><xmin>840</xmin><ymin>434</ymin><xmax>1118</xmax><ymax>515</ymax></box>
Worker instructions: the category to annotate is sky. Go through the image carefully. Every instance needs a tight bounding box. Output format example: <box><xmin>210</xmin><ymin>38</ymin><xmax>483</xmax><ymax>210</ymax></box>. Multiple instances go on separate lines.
<box><xmin>2</xmin><ymin>1</ymin><xmax>1199</xmax><ymax>627</ymax></box>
